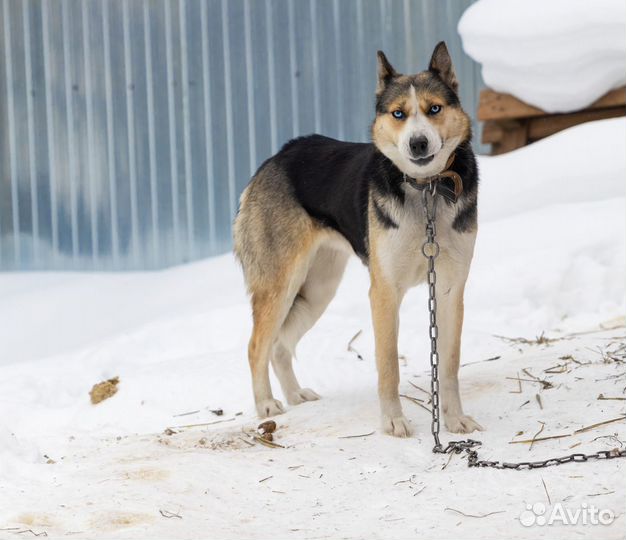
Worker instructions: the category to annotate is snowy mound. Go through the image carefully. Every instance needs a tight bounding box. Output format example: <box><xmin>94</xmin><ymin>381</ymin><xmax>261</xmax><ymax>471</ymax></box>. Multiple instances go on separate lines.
<box><xmin>458</xmin><ymin>0</ymin><xmax>626</xmax><ymax>112</ymax></box>
<box><xmin>478</xmin><ymin>117</ymin><xmax>626</xmax><ymax>222</ymax></box>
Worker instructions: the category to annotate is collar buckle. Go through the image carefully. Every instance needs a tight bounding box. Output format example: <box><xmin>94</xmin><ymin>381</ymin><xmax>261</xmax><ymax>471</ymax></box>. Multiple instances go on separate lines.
<box><xmin>403</xmin><ymin>152</ymin><xmax>463</xmax><ymax>204</ymax></box>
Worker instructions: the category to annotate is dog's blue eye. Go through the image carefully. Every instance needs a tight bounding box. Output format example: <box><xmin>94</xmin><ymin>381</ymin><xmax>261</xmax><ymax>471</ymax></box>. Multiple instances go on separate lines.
<box><xmin>429</xmin><ymin>105</ymin><xmax>442</xmax><ymax>115</ymax></box>
<box><xmin>392</xmin><ymin>110</ymin><xmax>405</xmax><ymax>119</ymax></box>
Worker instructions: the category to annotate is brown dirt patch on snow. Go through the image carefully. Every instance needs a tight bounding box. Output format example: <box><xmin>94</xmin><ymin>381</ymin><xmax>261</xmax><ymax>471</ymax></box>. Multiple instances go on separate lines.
<box><xmin>89</xmin><ymin>376</ymin><xmax>120</xmax><ymax>404</ymax></box>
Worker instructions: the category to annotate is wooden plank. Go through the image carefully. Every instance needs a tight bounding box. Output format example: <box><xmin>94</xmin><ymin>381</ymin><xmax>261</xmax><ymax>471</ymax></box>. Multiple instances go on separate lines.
<box><xmin>527</xmin><ymin>107</ymin><xmax>625</xmax><ymax>140</ymax></box>
<box><xmin>478</xmin><ymin>87</ymin><xmax>626</xmax><ymax>121</ymax></box>
<box><xmin>489</xmin><ymin>120</ymin><xmax>528</xmax><ymax>155</ymax></box>
<box><xmin>478</xmin><ymin>89</ymin><xmax>543</xmax><ymax>121</ymax></box>
<box><xmin>481</xmin><ymin>120</ymin><xmax>504</xmax><ymax>144</ymax></box>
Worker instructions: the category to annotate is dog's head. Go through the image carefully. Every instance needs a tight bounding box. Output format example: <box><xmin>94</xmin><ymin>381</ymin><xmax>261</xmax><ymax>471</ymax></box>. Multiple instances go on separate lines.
<box><xmin>371</xmin><ymin>42</ymin><xmax>471</xmax><ymax>179</ymax></box>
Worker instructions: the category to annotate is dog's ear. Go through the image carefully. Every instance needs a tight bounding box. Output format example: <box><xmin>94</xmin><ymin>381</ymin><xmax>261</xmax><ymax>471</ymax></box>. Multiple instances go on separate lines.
<box><xmin>428</xmin><ymin>41</ymin><xmax>458</xmax><ymax>93</ymax></box>
<box><xmin>376</xmin><ymin>51</ymin><xmax>398</xmax><ymax>94</ymax></box>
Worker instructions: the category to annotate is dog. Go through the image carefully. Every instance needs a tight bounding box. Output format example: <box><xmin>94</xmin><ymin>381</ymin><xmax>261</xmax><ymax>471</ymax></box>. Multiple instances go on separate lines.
<box><xmin>234</xmin><ymin>42</ymin><xmax>481</xmax><ymax>437</ymax></box>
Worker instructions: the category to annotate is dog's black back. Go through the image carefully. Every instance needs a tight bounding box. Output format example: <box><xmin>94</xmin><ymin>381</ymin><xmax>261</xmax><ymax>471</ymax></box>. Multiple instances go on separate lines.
<box><xmin>265</xmin><ymin>134</ymin><xmax>478</xmax><ymax>260</ymax></box>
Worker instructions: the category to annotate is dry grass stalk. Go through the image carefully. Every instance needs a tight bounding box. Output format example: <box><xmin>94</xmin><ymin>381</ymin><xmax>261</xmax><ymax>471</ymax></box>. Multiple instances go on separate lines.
<box><xmin>522</xmin><ymin>368</ymin><xmax>553</xmax><ymax>389</ymax></box>
<box><xmin>444</xmin><ymin>508</ymin><xmax>505</xmax><ymax>519</ymax></box>
<box><xmin>529</xmin><ymin>422</ymin><xmax>545</xmax><ymax>451</ymax></box>
<box><xmin>574</xmin><ymin>415</ymin><xmax>626</xmax><ymax>434</ymax></box>
<box><xmin>541</xmin><ymin>477</ymin><xmax>551</xmax><ymax>505</ymax></box>
<box><xmin>544</xmin><ymin>363</ymin><xmax>570</xmax><ymax>374</ymax></box>
<box><xmin>159</xmin><ymin>509</ymin><xmax>182</xmax><ymax>519</ymax></box>
<box><xmin>168</xmin><ymin>417</ymin><xmax>235</xmax><ymax>430</ymax></box>
<box><xmin>238</xmin><ymin>437</ymin><xmax>255</xmax><ymax>447</ymax></box>
<box><xmin>338</xmin><ymin>431</ymin><xmax>375</xmax><ymax>439</ymax></box>
<box><xmin>505</xmin><ymin>376</ymin><xmax>552</xmax><ymax>389</ymax></box>
<box><xmin>400</xmin><ymin>394</ymin><xmax>432</xmax><ymax>414</ymax></box>
<box><xmin>510</xmin><ymin>433</ymin><xmax>571</xmax><ymax>445</ymax></box>
<box><xmin>347</xmin><ymin>330</ymin><xmax>364</xmax><ymax>361</ymax></box>
<box><xmin>172</xmin><ymin>409</ymin><xmax>200</xmax><ymax>417</ymax></box>
<box><xmin>13</xmin><ymin>529</ymin><xmax>48</xmax><ymax>537</ymax></box>
<box><xmin>408</xmin><ymin>380</ymin><xmax>432</xmax><ymax>398</ymax></box>
<box><xmin>494</xmin><ymin>331</ymin><xmax>562</xmax><ymax>346</ymax></box>
<box><xmin>511</xmin><ymin>415</ymin><xmax>626</xmax><ymax>445</ymax></box>
<box><xmin>535</xmin><ymin>394</ymin><xmax>543</xmax><ymax>410</ymax></box>
<box><xmin>253</xmin><ymin>435</ymin><xmax>285</xmax><ymax>448</ymax></box>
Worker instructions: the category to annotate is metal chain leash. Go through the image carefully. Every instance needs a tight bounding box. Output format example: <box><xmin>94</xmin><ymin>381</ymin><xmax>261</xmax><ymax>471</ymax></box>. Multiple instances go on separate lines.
<box><xmin>420</xmin><ymin>184</ymin><xmax>626</xmax><ymax>470</ymax></box>
<box><xmin>421</xmin><ymin>182</ymin><xmax>444</xmax><ymax>452</ymax></box>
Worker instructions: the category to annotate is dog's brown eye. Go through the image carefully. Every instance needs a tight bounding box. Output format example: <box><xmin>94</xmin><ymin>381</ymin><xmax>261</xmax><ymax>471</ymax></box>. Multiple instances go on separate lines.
<box><xmin>392</xmin><ymin>110</ymin><xmax>405</xmax><ymax>120</ymax></box>
<box><xmin>429</xmin><ymin>105</ymin><xmax>442</xmax><ymax>115</ymax></box>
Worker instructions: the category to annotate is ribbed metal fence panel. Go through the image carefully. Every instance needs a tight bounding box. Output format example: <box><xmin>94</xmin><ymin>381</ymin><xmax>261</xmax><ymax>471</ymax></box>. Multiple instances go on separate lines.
<box><xmin>0</xmin><ymin>0</ymin><xmax>483</xmax><ymax>271</ymax></box>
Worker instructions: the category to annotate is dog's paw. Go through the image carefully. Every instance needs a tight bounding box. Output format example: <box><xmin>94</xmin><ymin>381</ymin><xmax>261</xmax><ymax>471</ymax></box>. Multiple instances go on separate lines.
<box><xmin>287</xmin><ymin>388</ymin><xmax>321</xmax><ymax>405</ymax></box>
<box><xmin>444</xmin><ymin>413</ymin><xmax>483</xmax><ymax>434</ymax></box>
<box><xmin>256</xmin><ymin>398</ymin><xmax>285</xmax><ymax>418</ymax></box>
<box><xmin>382</xmin><ymin>414</ymin><xmax>413</xmax><ymax>438</ymax></box>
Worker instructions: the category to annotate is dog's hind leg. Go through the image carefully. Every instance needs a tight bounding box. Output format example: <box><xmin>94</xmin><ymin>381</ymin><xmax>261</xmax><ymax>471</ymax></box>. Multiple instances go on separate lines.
<box><xmin>249</xmin><ymin>279</ymin><xmax>304</xmax><ymax>417</ymax></box>
<box><xmin>271</xmin><ymin>343</ymin><xmax>321</xmax><ymax>405</ymax></box>
<box><xmin>248</xmin><ymin>250</ymin><xmax>314</xmax><ymax>418</ymax></box>
<box><xmin>248</xmin><ymin>288</ymin><xmax>291</xmax><ymax>417</ymax></box>
<box><xmin>235</xmin><ymin>163</ymin><xmax>329</xmax><ymax>418</ymax></box>
<box><xmin>273</xmin><ymin>246</ymin><xmax>349</xmax><ymax>405</ymax></box>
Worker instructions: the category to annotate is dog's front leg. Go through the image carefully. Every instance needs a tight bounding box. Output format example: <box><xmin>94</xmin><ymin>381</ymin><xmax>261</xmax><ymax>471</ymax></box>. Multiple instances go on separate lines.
<box><xmin>369</xmin><ymin>275</ymin><xmax>412</xmax><ymax>437</ymax></box>
<box><xmin>436</xmin><ymin>263</ymin><xmax>482</xmax><ymax>434</ymax></box>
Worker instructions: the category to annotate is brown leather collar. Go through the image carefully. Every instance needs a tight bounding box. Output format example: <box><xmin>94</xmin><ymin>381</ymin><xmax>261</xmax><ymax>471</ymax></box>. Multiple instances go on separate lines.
<box><xmin>404</xmin><ymin>152</ymin><xmax>463</xmax><ymax>203</ymax></box>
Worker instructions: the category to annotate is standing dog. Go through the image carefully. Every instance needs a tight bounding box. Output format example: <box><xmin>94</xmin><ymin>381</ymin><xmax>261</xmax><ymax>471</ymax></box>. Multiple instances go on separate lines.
<box><xmin>234</xmin><ymin>42</ymin><xmax>481</xmax><ymax>437</ymax></box>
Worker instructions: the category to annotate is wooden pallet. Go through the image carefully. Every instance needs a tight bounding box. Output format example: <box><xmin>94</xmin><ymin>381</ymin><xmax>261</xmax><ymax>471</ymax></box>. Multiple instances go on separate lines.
<box><xmin>478</xmin><ymin>86</ymin><xmax>626</xmax><ymax>154</ymax></box>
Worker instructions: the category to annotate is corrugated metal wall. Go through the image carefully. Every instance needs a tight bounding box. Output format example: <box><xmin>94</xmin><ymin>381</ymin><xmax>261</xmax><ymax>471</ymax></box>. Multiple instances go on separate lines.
<box><xmin>0</xmin><ymin>0</ymin><xmax>483</xmax><ymax>271</ymax></box>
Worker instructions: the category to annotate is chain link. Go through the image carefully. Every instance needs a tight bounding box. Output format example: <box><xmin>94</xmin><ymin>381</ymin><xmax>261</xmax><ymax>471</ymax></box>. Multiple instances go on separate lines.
<box><xmin>420</xmin><ymin>186</ymin><xmax>626</xmax><ymax>470</ymax></box>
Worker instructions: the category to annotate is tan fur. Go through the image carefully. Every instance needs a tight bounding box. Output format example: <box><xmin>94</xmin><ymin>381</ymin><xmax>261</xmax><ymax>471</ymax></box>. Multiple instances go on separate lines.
<box><xmin>234</xmin><ymin>46</ymin><xmax>480</xmax><ymax>436</ymax></box>
<box><xmin>432</xmin><ymin>104</ymin><xmax>471</xmax><ymax>143</ymax></box>
<box><xmin>234</xmin><ymin>163</ymin><xmax>351</xmax><ymax>416</ymax></box>
<box><xmin>371</xmin><ymin>113</ymin><xmax>405</xmax><ymax>153</ymax></box>
<box><xmin>368</xmin><ymin>204</ymin><xmax>411</xmax><ymax>436</ymax></box>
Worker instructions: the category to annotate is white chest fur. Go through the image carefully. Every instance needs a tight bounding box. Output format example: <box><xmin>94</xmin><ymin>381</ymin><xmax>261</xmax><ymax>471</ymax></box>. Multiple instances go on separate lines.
<box><xmin>372</xmin><ymin>186</ymin><xmax>476</xmax><ymax>291</ymax></box>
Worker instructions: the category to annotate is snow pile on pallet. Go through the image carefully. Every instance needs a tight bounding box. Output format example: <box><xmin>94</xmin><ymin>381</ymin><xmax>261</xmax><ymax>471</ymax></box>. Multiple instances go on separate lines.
<box><xmin>0</xmin><ymin>119</ymin><xmax>624</xmax><ymax>538</ymax></box>
<box><xmin>458</xmin><ymin>0</ymin><xmax>626</xmax><ymax>112</ymax></box>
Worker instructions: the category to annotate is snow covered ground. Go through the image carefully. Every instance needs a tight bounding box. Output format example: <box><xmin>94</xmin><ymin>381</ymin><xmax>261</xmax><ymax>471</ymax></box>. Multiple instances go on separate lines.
<box><xmin>0</xmin><ymin>118</ymin><xmax>625</xmax><ymax>539</ymax></box>
<box><xmin>459</xmin><ymin>0</ymin><xmax>626</xmax><ymax>112</ymax></box>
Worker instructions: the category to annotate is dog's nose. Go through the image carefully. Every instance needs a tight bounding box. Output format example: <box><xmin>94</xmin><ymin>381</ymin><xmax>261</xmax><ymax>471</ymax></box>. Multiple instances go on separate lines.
<box><xmin>409</xmin><ymin>136</ymin><xmax>429</xmax><ymax>158</ymax></box>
